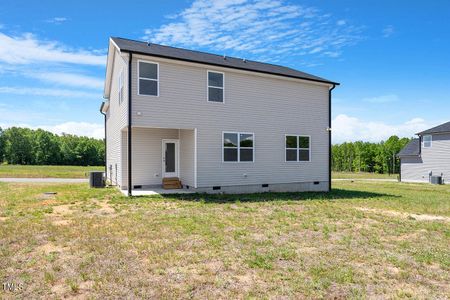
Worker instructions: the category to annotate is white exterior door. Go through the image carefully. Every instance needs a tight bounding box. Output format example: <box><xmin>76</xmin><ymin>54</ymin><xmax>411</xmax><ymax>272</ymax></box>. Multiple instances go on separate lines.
<box><xmin>162</xmin><ymin>139</ymin><xmax>179</xmax><ymax>178</ymax></box>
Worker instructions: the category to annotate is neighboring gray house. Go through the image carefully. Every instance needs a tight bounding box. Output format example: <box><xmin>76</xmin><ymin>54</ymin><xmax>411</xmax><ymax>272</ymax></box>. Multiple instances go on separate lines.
<box><xmin>101</xmin><ymin>37</ymin><xmax>339</xmax><ymax>196</ymax></box>
<box><xmin>398</xmin><ymin>121</ymin><xmax>450</xmax><ymax>184</ymax></box>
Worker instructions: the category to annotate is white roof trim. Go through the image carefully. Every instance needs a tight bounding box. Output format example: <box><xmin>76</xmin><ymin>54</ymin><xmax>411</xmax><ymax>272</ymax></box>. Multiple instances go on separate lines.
<box><xmin>103</xmin><ymin>38</ymin><xmax>121</xmax><ymax>99</ymax></box>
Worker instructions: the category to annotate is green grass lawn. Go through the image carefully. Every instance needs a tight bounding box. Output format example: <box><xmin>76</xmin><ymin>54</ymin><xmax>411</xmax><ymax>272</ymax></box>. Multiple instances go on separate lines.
<box><xmin>0</xmin><ymin>165</ymin><xmax>104</xmax><ymax>178</ymax></box>
<box><xmin>0</xmin><ymin>181</ymin><xmax>448</xmax><ymax>298</ymax></box>
<box><xmin>333</xmin><ymin>171</ymin><xmax>398</xmax><ymax>179</ymax></box>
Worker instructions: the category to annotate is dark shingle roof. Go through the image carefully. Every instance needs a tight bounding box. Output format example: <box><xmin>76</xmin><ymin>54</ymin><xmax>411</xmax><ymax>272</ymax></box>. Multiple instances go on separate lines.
<box><xmin>111</xmin><ymin>37</ymin><xmax>338</xmax><ymax>85</ymax></box>
<box><xmin>397</xmin><ymin>138</ymin><xmax>420</xmax><ymax>157</ymax></box>
<box><xmin>417</xmin><ymin>121</ymin><xmax>450</xmax><ymax>135</ymax></box>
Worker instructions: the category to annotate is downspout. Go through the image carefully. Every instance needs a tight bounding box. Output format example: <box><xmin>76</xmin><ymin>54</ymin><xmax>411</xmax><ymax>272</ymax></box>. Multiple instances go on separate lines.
<box><xmin>99</xmin><ymin>103</ymin><xmax>107</xmax><ymax>179</ymax></box>
<box><xmin>127</xmin><ymin>52</ymin><xmax>133</xmax><ymax>196</ymax></box>
<box><xmin>328</xmin><ymin>84</ymin><xmax>336</xmax><ymax>192</ymax></box>
<box><xmin>418</xmin><ymin>135</ymin><xmax>422</xmax><ymax>156</ymax></box>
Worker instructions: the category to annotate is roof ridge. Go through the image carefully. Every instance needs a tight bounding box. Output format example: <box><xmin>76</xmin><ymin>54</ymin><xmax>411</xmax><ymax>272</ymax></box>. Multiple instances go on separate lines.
<box><xmin>113</xmin><ymin>37</ymin><xmax>297</xmax><ymax>69</ymax></box>
<box><xmin>111</xmin><ymin>36</ymin><xmax>338</xmax><ymax>85</ymax></box>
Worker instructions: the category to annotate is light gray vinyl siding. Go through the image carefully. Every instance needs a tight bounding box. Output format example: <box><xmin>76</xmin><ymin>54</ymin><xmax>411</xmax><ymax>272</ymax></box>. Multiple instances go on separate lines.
<box><xmin>121</xmin><ymin>128</ymin><xmax>179</xmax><ymax>188</ymax></box>
<box><xmin>130</xmin><ymin>54</ymin><xmax>329</xmax><ymax>187</ymax></box>
<box><xmin>105</xmin><ymin>50</ymin><xmax>129</xmax><ymax>186</ymax></box>
<box><xmin>401</xmin><ymin>133</ymin><xmax>450</xmax><ymax>183</ymax></box>
<box><xmin>179</xmin><ymin>129</ymin><xmax>195</xmax><ymax>187</ymax></box>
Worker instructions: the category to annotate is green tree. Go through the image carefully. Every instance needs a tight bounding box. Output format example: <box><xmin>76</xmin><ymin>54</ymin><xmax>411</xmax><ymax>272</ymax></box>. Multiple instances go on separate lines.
<box><xmin>34</xmin><ymin>129</ymin><xmax>61</xmax><ymax>165</ymax></box>
<box><xmin>4</xmin><ymin>127</ymin><xmax>34</xmax><ymax>164</ymax></box>
<box><xmin>0</xmin><ymin>127</ymin><xmax>4</xmax><ymax>163</ymax></box>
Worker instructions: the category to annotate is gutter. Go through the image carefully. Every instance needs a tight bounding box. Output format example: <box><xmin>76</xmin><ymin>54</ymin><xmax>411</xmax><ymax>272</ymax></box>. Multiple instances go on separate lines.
<box><xmin>328</xmin><ymin>84</ymin><xmax>336</xmax><ymax>192</ymax></box>
<box><xmin>99</xmin><ymin>102</ymin><xmax>107</xmax><ymax>179</ymax></box>
<box><xmin>418</xmin><ymin>135</ymin><xmax>422</xmax><ymax>157</ymax></box>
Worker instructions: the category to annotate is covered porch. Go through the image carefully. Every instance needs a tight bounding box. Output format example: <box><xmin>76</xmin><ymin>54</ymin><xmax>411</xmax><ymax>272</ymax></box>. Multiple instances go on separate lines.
<box><xmin>120</xmin><ymin>127</ymin><xmax>197</xmax><ymax>194</ymax></box>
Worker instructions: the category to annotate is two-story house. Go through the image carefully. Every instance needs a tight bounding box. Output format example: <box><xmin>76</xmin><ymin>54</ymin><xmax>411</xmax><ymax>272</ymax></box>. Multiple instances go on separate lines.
<box><xmin>101</xmin><ymin>37</ymin><xmax>339</xmax><ymax>196</ymax></box>
<box><xmin>398</xmin><ymin>121</ymin><xmax>450</xmax><ymax>184</ymax></box>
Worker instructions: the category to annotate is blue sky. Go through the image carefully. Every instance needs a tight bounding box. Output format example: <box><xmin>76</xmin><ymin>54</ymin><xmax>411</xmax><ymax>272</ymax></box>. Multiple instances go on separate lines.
<box><xmin>0</xmin><ymin>0</ymin><xmax>449</xmax><ymax>142</ymax></box>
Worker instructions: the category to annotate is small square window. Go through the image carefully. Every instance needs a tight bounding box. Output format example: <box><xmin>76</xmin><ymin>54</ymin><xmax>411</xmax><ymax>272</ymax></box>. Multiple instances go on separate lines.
<box><xmin>285</xmin><ymin>135</ymin><xmax>310</xmax><ymax>162</ymax></box>
<box><xmin>223</xmin><ymin>132</ymin><xmax>254</xmax><ymax>162</ymax></box>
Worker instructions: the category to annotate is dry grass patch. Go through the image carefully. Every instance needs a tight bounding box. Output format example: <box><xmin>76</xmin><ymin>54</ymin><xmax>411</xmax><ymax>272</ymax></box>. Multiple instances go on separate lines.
<box><xmin>0</xmin><ymin>181</ymin><xmax>449</xmax><ymax>298</ymax></box>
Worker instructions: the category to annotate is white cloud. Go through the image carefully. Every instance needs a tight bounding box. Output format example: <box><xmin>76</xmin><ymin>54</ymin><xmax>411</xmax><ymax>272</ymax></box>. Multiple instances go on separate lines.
<box><xmin>332</xmin><ymin>114</ymin><xmax>434</xmax><ymax>143</ymax></box>
<box><xmin>0</xmin><ymin>32</ymin><xmax>105</xmax><ymax>65</ymax></box>
<box><xmin>32</xmin><ymin>72</ymin><xmax>103</xmax><ymax>89</ymax></box>
<box><xmin>382</xmin><ymin>25</ymin><xmax>394</xmax><ymax>38</ymax></box>
<box><xmin>39</xmin><ymin>122</ymin><xmax>104</xmax><ymax>138</ymax></box>
<box><xmin>0</xmin><ymin>86</ymin><xmax>100</xmax><ymax>98</ymax></box>
<box><xmin>363</xmin><ymin>94</ymin><xmax>399</xmax><ymax>103</ymax></box>
<box><xmin>0</xmin><ymin>122</ymin><xmax>104</xmax><ymax>139</ymax></box>
<box><xmin>46</xmin><ymin>17</ymin><xmax>68</xmax><ymax>24</ymax></box>
<box><xmin>143</xmin><ymin>0</ymin><xmax>361</xmax><ymax>62</ymax></box>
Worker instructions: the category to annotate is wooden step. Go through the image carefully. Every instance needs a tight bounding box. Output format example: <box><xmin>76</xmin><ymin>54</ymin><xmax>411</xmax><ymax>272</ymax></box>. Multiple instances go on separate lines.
<box><xmin>162</xmin><ymin>177</ymin><xmax>182</xmax><ymax>189</ymax></box>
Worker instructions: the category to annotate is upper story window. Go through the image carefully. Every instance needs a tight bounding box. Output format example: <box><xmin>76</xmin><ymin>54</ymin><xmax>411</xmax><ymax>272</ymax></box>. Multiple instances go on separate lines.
<box><xmin>138</xmin><ymin>61</ymin><xmax>159</xmax><ymax>96</ymax></box>
<box><xmin>223</xmin><ymin>132</ymin><xmax>254</xmax><ymax>162</ymax></box>
<box><xmin>208</xmin><ymin>71</ymin><xmax>224</xmax><ymax>102</ymax></box>
<box><xmin>286</xmin><ymin>135</ymin><xmax>310</xmax><ymax>162</ymax></box>
<box><xmin>423</xmin><ymin>135</ymin><xmax>432</xmax><ymax>148</ymax></box>
<box><xmin>118</xmin><ymin>69</ymin><xmax>124</xmax><ymax>104</ymax></box>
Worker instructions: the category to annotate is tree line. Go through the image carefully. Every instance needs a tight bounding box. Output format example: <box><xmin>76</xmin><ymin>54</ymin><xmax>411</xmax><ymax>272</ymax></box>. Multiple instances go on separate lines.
<box><xmin>0</xmin><ymin>127</ymin><xmax>105</xmax><ymax>166</ymax></box>
<box><xmin>332</xmin><ymin>135</ymin><xmax>411</xmax><ymax>174</ymax></box>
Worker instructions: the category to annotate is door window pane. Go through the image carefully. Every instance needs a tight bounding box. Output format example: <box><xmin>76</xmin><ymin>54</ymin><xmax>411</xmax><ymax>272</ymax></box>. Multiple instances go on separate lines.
<box><xmin>165</xmin><ymin>143</ymin><xmax>175</xmax><ymax>172</ymax></box>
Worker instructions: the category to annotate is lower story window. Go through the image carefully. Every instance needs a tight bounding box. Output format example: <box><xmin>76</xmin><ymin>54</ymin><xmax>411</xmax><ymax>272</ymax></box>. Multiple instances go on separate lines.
<box><xmin>223</xmin><ymin>132</ymin><xmax>254</xmax><ymax>162</ymax></box>
<box><xmin>286</xmin><ymin>135</ymin><xmax>310</xmax><ymax>162</ymax></box>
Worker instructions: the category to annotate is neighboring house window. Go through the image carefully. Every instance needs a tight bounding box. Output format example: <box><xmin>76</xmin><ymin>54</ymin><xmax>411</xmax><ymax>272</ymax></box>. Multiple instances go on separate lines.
<box><xmin>208</xmin><ymin>71</ymin><xmax>224</xmax><ymax>102</ymax></box>
<box><xmin>138</xmin><ymin>61</ymin><xmax>158</xmax><ymax>96</ymax></box>
<box><xmin>286</xmin><ymin>135</ymin><xmax>310</xmax><ymax>162</ymax></box>
<box><xmin>118</xmin><ymin>69</ymin><xmax>124</xmax><ymax>104</ymax></box>
<box><xmin>223</xmin><ymin>132</ymin><xmax>254</xmax><ymax>162</ymax></box>
<box><xmin>423</xmin><ymin>135</ymin><xmax>432</xmax><ymax>148</ymax></box>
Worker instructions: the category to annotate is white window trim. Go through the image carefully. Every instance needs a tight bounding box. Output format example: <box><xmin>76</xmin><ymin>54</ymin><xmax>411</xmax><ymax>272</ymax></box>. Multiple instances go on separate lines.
<box><xmin>118</xmin><ymin>68</ymin><xmax>124</xmax><ymax>105</ymax></box>
<box><xmin>423</xmin><ymin>135</ymin><xmax>432</xmax><ymax>148</ymax></box>
<box><xmin>137</xmin><ymin>59</ymin><xmax>159</xmax><ymax>97</ymax></box>
<box><xmin>222</xmin><ymin>131</ymin><xmax>254</xmax><ymax>163</ymax></box>
<box><xmin>285</xmin><ymin>134</ymin><xmax>311</xmax><ymax>162</ymax></box>
<box><xmin>207</xmin><ymin>70</ymin><xmax>225</xmax><ymax>103</ymax></box>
